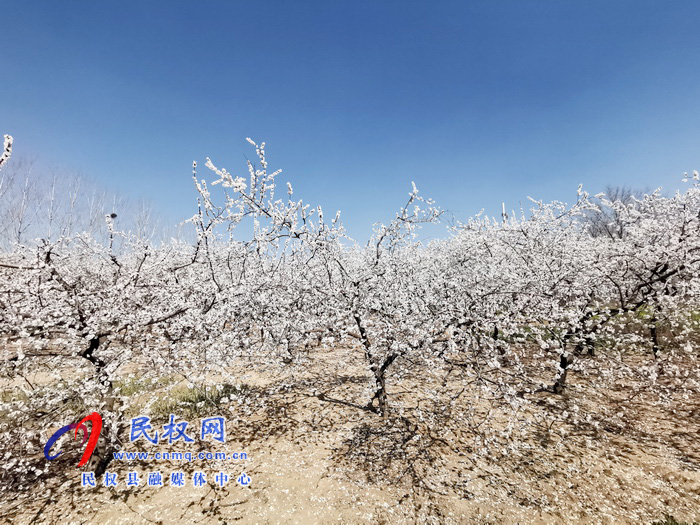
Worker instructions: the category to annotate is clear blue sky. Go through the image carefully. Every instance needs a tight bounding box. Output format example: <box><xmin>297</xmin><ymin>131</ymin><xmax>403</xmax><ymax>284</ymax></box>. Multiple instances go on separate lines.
<box><xmin>2</xmin><ymin>1</ymin><xmax>700</xmax><ymax>241</ymax></box>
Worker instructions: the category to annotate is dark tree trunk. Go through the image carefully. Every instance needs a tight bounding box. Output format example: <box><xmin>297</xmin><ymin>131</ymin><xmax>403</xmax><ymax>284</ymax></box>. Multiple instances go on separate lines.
<box><xmin>650</xmin><ymin>314</ymin><xmax>660</xmax><ymax>358</ymax></box>
<box><xmin>80</xmin><ymin>336</ymin><xmax>121</xmax><ymax>477</ymax></box>
<box><xmin>367</xmin><ymin>352</ymin><xmax>400</xmax><ymax>417</ymax></box>
<box><xmin>552</xmin><ymin>353</ymin><xmax>574</xmax><ymax>394</ymax></box>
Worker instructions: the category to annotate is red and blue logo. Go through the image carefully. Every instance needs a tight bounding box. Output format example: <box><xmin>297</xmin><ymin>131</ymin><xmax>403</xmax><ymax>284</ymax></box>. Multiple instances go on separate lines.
<box><xmin>43</xmin><ymin>412</ymin><xmax>102</xmax><ymax>467</ymax></box>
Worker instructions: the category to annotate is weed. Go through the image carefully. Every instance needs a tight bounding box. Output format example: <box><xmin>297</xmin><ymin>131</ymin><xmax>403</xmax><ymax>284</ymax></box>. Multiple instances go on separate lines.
<box><xmin>150</xmin><ymin>382</ymin><xmax>250</xmax><ymax>421</ymax></box>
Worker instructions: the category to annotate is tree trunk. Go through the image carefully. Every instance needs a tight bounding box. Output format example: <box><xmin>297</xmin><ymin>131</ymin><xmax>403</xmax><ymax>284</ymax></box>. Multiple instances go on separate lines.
<box><xmin>552</xmin><ymin>353</ymin><xmax>574</xmax><ymax>394</ymax></box>
<box><xmin>80</xmin><ymin>336</ymin><xmax>122</xmax><ymax>477</ymax></box>
<box><xmin>367</xmin><ymin>352</ymin><xmax>400</xmax><ymax>417</ymax></box>
<box><xmin>650</xmin><ymin>314</ymin><xmax>660</xmax><ymax>358</ymax></box>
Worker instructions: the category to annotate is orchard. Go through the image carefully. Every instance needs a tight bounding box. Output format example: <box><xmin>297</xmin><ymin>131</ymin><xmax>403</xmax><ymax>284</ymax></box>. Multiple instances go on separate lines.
<box><xmin>1</xmin><ymin>135</ymin><xmax>699</xmax><ymax>522</ymax></box>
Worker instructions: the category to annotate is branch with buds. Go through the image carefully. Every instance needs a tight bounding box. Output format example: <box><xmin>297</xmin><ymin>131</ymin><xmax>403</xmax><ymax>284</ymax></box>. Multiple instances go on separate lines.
<box><xmin>0</xmin><ymin>134</ymin><xmax>13</xmax><ymax>170</ymax></box>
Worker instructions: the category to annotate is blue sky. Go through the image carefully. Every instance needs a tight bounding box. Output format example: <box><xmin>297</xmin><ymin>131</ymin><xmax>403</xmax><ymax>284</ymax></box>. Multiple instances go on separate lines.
<box><xmin>2</xmin><ymin>1</ymin><xmax>700</xmax><ymax>241</ymax></box>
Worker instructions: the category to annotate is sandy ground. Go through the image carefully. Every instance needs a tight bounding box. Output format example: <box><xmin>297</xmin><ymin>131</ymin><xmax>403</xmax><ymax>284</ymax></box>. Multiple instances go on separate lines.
<box><xmin>2</xmin><ymin>345</ymin><xmax>699</xmax><ymax>524</ymax></box>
